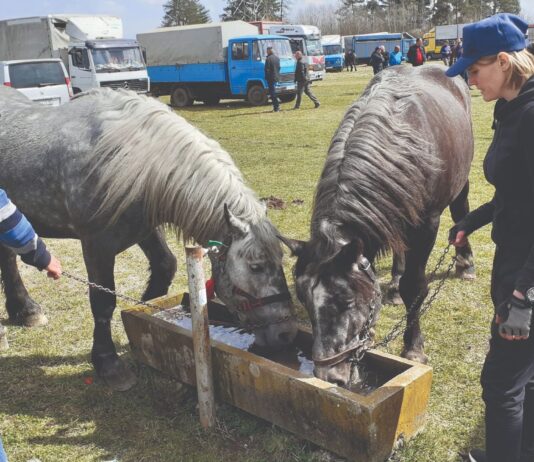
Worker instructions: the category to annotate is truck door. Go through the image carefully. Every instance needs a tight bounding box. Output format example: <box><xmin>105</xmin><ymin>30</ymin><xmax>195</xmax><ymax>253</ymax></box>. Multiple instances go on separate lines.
<box><xmin>228</xmin><ymin>40</ymin><xmax>252</xmax><ymax>96</ymax></box>
<box><xmin>69</xmin><ymin>48</ymin><xmax>93</xmax><ymax>93</ymax></box>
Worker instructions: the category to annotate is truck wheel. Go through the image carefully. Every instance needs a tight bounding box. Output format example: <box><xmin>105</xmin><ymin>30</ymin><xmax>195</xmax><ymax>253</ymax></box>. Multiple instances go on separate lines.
<box><xmin>171</xmin><ymin>87</ymin><xmax>193</xmax><ymax>107</ymax></box>
<box><xmin>203</xmin><ymin>97</ymin><xmax>220</xmax><ymax>106</ymax></box>
<box><xmin>279</xmin><ymin>94</ymin><xmax>296</xmax><ymax>103</ymax></box>
<box><xmin>247</xmin><ymin>85</ymin><xmax>267</xmax><ymax>106</ymax></box>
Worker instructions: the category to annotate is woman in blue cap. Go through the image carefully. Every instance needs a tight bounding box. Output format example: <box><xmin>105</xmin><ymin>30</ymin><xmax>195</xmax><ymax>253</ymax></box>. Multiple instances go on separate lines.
<box><xmin>447</xmin><ymin>13</ymin><xmax>534</xmax><ymax>462</ymax></box>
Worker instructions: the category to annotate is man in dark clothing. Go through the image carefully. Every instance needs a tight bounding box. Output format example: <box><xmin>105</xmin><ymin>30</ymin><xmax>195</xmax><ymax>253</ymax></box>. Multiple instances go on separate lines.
<box><xmin>407</xmin><ymin>38</ymin><xmax>426</xmax><ymax>66</ymax></box>
<box><xmin>369</xmin><ymin>47</ymin><xmax>384</xmax><ymax>74</ymax></box>
<box><xmin>345</xmin><ymin>50</ymin><xmax>356</xmax><ymax>71</ymax></box>
<box><xmin>293</xmin><ymin>50</ymin><xmax>320</xmax><ymax>109</ymax></box>
<box><xmin>264</xmin><ymin>46</ymin><xmax>281</xmax><ymax>112</ymax></box>
<box><xmin>381</xmin><ymin>46</ymin><xmax>390</xmax><ymax>68</ymax></box>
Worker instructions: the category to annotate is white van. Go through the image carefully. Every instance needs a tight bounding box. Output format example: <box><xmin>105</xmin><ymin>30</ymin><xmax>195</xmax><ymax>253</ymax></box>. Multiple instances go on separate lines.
<box><xmin>0</xmin><ymin>58</ymin><xmax>73</xmax><ymax>106</ymax></box>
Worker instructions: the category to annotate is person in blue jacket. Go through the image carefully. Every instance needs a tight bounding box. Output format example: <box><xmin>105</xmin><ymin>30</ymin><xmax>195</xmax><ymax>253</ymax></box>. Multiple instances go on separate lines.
<box><xmin>0</xmin><ymin>189</ymin><xmax>62</xmax><ymax>460</ymax></box>
<box><xmin>447</xmin><ymin>13</ymin><xmax>534</xmax><ymax>462</ymax></box>
<box><xmin>389</xmin><ymin>45</ymin><xmax>404</xmax><ymax>66</ymax></box>
<box><xmin>0</xmin><ymin>189</ymin><xmax>61</xmax><ymax>277</ymax></box>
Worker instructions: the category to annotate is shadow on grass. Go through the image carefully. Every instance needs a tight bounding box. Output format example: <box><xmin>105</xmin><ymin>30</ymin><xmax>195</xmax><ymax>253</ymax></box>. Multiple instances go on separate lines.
<box><xmin>0</xmin><ymin>351</ymin><xmax>322</xmax><ymax>462</ymax></box>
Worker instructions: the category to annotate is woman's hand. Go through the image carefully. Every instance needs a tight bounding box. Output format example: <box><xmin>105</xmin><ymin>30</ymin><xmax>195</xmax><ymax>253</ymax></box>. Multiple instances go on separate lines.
<box><xmin>496</xmin><ymin>292</ymin><xmax>532</xmax><ymax>341</ymax></box>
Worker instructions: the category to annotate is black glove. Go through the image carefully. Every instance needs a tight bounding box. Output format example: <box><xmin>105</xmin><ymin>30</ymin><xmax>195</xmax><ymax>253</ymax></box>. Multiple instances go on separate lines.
<box><xmin>496</xmin><ymin>295</ymin><xmax>532</xmax><ymax>339</ymax></box>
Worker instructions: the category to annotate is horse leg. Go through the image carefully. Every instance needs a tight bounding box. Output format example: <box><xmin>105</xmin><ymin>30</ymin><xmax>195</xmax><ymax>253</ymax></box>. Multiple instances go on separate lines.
<box><xmin>386</xmin><ymin>252</ymin><xmax>405</xmax><ymax>305</ymax></box>
<box><xmin>399</xmin><ymin>215</ymin><xmax>440</xmax><ymax>364</ymax></box>
<box><xmin>81</xmin><ymin>239</ymin><xmax>136</xmax><ymax>391</ymax></box>
<box><xmin>138</xmin><ymin>229</ymin><xmax>177</xmax><ymax>301</ymax></box>
<box><xmin>0</xmin><ymin>244</ymin><xmax>47</xmax><ymax>327</ymax></box>
<box><xmin>449</xmin><ymin>181</ymin><xmax>476</xmax><ymax>280</ymax></box>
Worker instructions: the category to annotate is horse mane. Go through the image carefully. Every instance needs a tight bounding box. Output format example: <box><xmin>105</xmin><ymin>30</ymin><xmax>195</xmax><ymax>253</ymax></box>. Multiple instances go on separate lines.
<box><xmin>81</xmin><ymin>89</ymin><xmax>279</xmax><ymax>259</ymax></box>
<box><xmin>312</xmin><ymin>70</ymin><xmax>442</xmax><ymax>259</ymax></box>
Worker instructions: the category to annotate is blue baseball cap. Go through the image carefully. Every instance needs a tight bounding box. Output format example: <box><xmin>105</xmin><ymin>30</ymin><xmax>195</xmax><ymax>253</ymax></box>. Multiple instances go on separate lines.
<box><xmin>446</xmin><ymin>13</ymin><xmax>528</xmax><ymax>77</ymax></box>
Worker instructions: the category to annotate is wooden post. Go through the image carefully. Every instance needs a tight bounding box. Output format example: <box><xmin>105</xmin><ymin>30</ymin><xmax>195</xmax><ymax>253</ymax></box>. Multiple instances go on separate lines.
<box><xmin>185</xmin><ymin>245</ymin><xmax>216</xmax><ymax>429</ymax></box>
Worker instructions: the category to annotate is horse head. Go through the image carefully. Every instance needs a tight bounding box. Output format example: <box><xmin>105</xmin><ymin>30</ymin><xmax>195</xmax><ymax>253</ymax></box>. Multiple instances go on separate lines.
<box><xmin>281</xmin><ymin>236</ymin><xmax>381</xmax><ymax>386</ymax></box>
<box><xmin>209</xmin><ymin>205</ymin><xmax>297</xmax><ymax>349</ymax></box>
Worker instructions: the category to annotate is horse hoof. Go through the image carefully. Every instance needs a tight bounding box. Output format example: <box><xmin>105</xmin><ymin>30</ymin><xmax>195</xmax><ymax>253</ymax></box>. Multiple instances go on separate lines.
<box><xmin>23</xmin><ymin>312</ymin><xmax>49</xmax><ymax>328</ymax></box>
<box><xmin>98</xmin><ymin>357</ymin><xmax>137</xmax><ymax>392</ymax></box>
<box><xmin>457</xmin><ymin>265</ymin><xmax>476</xmax><ymax>280</ymax></box>
<box><xmin>0</xmin><ymin>325</ymin><xmax>8</xmax><ymax>351</ymax></box>
<box><xmin>402</xmin><ymin>349</ymin><xmax>428</xmax><ymax>364</ymax></box>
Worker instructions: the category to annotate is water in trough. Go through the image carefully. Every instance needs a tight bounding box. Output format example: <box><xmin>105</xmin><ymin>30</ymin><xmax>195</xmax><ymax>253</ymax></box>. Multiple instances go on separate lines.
<box><xmin>154</xmin><ymin>306</ymin><xmax>387</xmax><ymax>395</ymax></box>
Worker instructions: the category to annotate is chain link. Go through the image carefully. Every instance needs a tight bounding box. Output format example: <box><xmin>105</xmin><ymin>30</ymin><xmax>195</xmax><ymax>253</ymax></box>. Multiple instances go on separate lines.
<box><xmin>351</xmin><ymin>244</ymin><xmax>457</xmax><ymax>372</ymax></box>
<box><xmin>62</xmin><ymin>270</ymin><xmax>183</xmax><ymax>313</ymax></box>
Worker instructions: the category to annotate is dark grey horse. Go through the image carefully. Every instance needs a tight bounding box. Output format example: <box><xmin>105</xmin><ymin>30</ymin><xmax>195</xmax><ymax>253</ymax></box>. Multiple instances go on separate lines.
<box><xmin>281</xmin><ymin>66</ymin><xmax>475</xmax><ymax>385</ymax></box>
<box><xmin>0</xmin><ymin>87</ymin><xmax>297</xmax><ymax>390</ymax></box>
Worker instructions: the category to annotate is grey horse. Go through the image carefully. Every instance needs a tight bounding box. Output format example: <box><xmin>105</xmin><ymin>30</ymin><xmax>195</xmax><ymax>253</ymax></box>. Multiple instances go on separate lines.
<box><xmin>281</xmin><ymin>66</ymin><xmax>475</xmax><ymax>385</ymax></box>
<box><xmin>0</xmin><ymin>87</ymin><xmax>297</xmax><ymax>390</ymax></box>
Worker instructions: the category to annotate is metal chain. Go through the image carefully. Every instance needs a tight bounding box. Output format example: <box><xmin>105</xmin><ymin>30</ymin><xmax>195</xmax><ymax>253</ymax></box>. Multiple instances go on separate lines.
<box><xmin>351</xmin><ymin>244</ymin><xmax>457</xmax><ymax>366</ymax></box>
<box><xmin>62</xmin><ymin>270</ymin><xmax>181</xmax><ymax>312</ymax></box>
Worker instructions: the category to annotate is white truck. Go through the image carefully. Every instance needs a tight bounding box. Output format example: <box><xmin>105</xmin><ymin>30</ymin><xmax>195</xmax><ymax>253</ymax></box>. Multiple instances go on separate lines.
<box><xmin>266</xmin><ymin>24</ymin><xmax>325</xmax><ymax>81</ymax></box>
<box><xmin>0</xmin><ymin>14</ymin><xmax>149</xmax><ymax>94</ymax></box>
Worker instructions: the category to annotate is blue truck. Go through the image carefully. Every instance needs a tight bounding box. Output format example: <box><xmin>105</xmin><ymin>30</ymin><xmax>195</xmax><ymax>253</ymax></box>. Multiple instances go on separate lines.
<box><xmin>321</xmin><ymin>34</ymin><xmax>344</xmax><ymax>72</ymax></box>
<box><xmin>352</xmin><ymin>32</ymin><xmax>416</xmax><ymax>63</ymax></box>
<box><xmin>137</xmin><ymin>21</ymin><xmax>296</xmax><ymax>107</ymax></box>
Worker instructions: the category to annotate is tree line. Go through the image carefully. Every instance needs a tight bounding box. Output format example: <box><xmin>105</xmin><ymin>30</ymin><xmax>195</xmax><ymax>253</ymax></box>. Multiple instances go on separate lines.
<box><xmin>161</xmin><ymin>0</ymin><xmax>523</xmax><ymax>38</ymax></box>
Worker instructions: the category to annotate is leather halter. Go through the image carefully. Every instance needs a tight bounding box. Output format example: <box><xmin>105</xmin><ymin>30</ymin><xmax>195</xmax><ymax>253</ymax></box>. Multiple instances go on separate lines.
<box><xmin>212</xmin><ymin>241</ymin><xmax>292</xmax><ymax>314</ymax></box>
<box><xmin>312</xmin><ymin>256</ymin><xmax>376</xmax><ymax>368</ymax></box>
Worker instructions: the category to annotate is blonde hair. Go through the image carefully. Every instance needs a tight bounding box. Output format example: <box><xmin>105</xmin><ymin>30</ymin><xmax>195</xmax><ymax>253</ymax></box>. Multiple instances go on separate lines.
<box><xmin>472</xmin><ymin>49</ymin><xmax>534</xmax><ymax>90</ymax></box>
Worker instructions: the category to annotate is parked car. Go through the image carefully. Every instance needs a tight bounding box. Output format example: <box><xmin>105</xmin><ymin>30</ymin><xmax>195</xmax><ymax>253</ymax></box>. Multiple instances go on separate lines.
<box><xmin>0</xmin><ymin>58</ymin><xmax>73</xmax><ymax>106</ymax></box>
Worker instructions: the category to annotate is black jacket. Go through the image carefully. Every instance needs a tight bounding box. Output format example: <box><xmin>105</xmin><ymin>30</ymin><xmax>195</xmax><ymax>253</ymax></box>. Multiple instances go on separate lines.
<box><xmin>265</xmin><ymin>53</ymin><xmax>280</xmax><ymax>83</ymax></box>
<box><xmin>294</xmin><ymin>59</ymin><xmax>308</xmax><ymax>83</ymax></box>
<box><xmin>407</xmin><ymin>44</ymin><xmax>426</xmax><ymax>66</ymax></box>
<box><xmin>462</xmin><ymin>76</ymin><xmax>534</xmax><ymax>293</ymax></box>
<box><xmin>369</xmin><ymin>50</ymin><xmax>384</xmax><ymax>70</ymax></box>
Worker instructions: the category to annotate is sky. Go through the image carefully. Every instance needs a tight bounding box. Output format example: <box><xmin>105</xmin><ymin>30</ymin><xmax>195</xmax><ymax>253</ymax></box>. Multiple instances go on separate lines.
<box><xmin>1</xmin><ymin>0</ymin><xmax>534</xmax><ymax>39</ymax></box>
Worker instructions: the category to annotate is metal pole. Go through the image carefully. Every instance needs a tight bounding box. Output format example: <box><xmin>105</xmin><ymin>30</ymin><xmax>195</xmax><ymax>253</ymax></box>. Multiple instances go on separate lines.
<box><xmin>185</xmin><ymin>245</ymin><xmax>216</xmax><ymax>429</ymax></box>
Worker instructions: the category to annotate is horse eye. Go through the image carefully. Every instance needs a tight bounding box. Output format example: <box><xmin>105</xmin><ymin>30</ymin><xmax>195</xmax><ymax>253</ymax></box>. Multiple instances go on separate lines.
<box><xmin>249</xmin><ymin>264</ymin><xmax>264</xmax><ymax>273</ymax></box>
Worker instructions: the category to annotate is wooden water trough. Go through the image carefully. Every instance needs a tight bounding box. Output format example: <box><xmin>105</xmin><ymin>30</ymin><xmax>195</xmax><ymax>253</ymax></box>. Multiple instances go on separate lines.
<box><xmin>121</xmin><ymin>294</ymin><xmax>432</xmax><ymax>462</ymax></box>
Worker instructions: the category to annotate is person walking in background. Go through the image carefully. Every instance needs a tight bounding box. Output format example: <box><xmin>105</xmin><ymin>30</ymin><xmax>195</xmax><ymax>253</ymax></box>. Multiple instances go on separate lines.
<box><xmin>407</xmin><ymin>38</ymin><xmax>426</xmax><ymax>67</ymax></box>
<box><xmin>293</xmin><ymin>50</ymin><xmax>320</xmax><ymax>109</ymax></box>
<box><xmin>389</xmin><ymin>45</ymin><xmax>404</xmax><ymax>66</ymax></box>
<box><xmin>264</xmin><ymin>46</ymin><xmax>281</xmax><ymax>112</ymax></box>
<box><xmin>369</xmin><ymin>46</ymin><xmax>385</xmax><ymax>74</ymax></box>
<box><xmin>447</xmin><ymin>13</ymin><xmax>534</xmax><ymax>462</ymax></box>
<box><xmin>345</xmin><ymin>49</ymin><xmax>356</xmax><ymax>71</ymax></box>
<box><xmin>453</xmin><ymin>38</ymin><xmax>468</xmax><ymax>83</ymax></box>
<box><xmin>441</xmin><ymin>41</ymin><xmax>452</xmax><ymax>66</ymax></box>
<box><xmin>381</xmin><ymin>45</ymin><xmax>390</xmax><ymax>69</ymax></box>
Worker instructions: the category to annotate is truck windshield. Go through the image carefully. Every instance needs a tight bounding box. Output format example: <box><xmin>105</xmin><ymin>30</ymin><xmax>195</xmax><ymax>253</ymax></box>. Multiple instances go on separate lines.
<box><xmin>259</xmin><ymin>40</ymin><xmax>293</xmax><ymax>59</ymax></box>
<box><xmin>306</xmin><ymin>39</ymin><xmax>323</xmax><ymax>56</ymax></box>
<box><xmin>323</xmin><ymin>45</ymin><xmax>342</xmax><ymax>55</ymax></box>
<box><xmin>91</xmin><ymin>47</ymin><xmax>145</xmax><ymax>73</ymax></box>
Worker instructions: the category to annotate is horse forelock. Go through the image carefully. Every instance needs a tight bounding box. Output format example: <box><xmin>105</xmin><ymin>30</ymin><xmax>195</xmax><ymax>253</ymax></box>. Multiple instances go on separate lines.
<box><xmin>236</xmin><ymin>218</ymin><xmax>283</xmax><ymax>264</ymax></box>
<box><xmin>82</xmin><ymin>89</ymin><xmax>264</xmax><ymax>242</ymax></box>
<box><xmin>311</xmin><ymin>70</ymin><xmax>443</xmax><ymax>256</ymax></box>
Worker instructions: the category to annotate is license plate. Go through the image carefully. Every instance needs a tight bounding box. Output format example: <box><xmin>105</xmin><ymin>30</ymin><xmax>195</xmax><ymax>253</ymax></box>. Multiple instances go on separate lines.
<box><xmin>36</xmin><ymin>98</ymin><xmax>60</xmax><ymax>107</ymax></box>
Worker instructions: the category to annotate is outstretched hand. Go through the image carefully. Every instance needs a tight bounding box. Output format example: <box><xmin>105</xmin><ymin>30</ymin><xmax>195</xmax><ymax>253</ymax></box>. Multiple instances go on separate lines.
<box><xmin>46</xmin><ymin>255</ymin><xmax>62</xmax><ymax>280</ymax></box>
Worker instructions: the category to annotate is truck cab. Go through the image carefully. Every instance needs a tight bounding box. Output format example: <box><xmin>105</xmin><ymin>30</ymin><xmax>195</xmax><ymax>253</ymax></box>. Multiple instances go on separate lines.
<box><xmin>227</xmin><ymin>35</ymin><xmax>296</xmax><ymax>105</ymax></box>
<box><xmin>322</xmin><ymin>35</ymin><xmax>344</xmax><ymax>72</ymax></box>
<box><xmin>68</xmin><ymin>39</ymin><xmax>149</xmax><ymax>93</ymax></box>
<box><xmin>266</xmin><ymin>25</ymin><xmax>325</xmax><ymax>81</ymax></box>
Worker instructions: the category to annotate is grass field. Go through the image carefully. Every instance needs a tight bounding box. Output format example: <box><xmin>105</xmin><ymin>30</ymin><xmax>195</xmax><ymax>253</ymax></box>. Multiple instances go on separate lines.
<box><xmin>0</xmin><ymin>64</ymin><xmax>497</xmax><ymax>462</ymax></box>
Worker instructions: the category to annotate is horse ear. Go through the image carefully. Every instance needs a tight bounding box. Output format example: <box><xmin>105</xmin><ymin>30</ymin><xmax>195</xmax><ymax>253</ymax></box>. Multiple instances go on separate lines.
<box><xmin>224</xmin><ymin>204</ymin><xmax>250</xmax><ymax>237</ymax></box>
<box><xmin>277</xmin><ymin>235</ymin><xmax>307</xmax><ymax>256</ymax></box>
<box><xmin>333</xmin><ymin>239</ymin><xmax>364</xmax><ymax>272</ymax></box>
